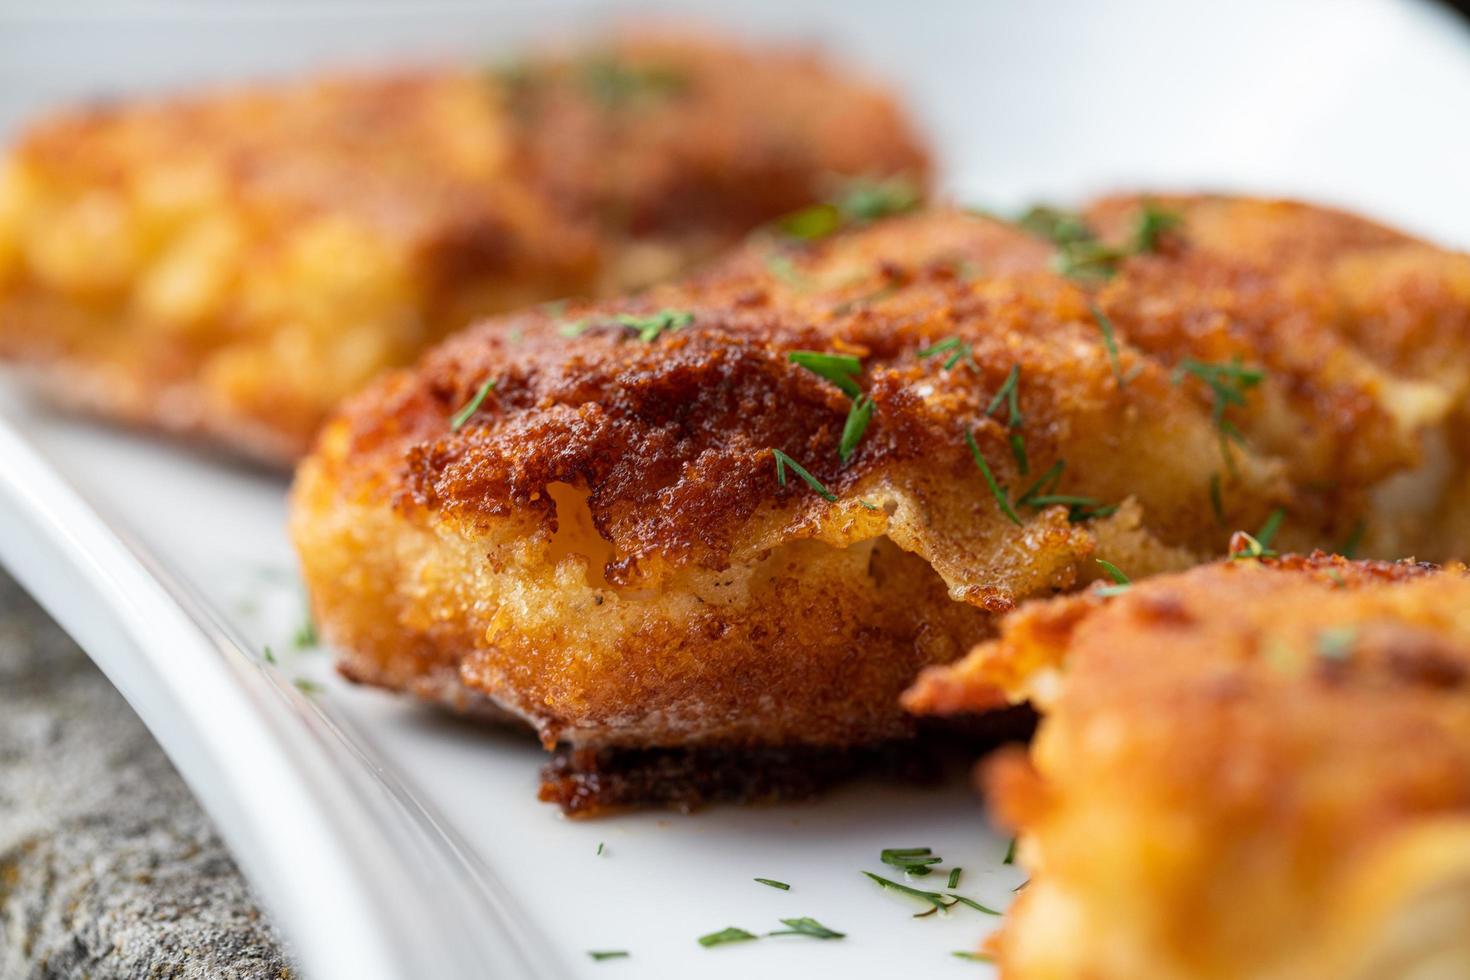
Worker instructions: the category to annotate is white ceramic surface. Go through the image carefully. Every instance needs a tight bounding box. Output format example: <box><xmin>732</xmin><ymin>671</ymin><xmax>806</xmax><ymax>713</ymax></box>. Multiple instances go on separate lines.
<box><xmin>0</xmin><ymin>2</ymin><xmax>1467</xmax><ymax>978</ymax></box>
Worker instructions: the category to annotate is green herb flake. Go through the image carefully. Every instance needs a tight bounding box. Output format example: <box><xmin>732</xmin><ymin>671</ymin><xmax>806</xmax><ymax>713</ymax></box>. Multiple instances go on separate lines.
<box><xmin>1255</xmin><ymin>508</ymin><xmax>1286</xmax><ymax>549</ymax></box>
<box><xmin>953</xmin><ymin>951</ymin><xmax>994</xmax><ymax>963</ymax></box>
<box><xmin>1132</xmin><ymin>204</ymin><xmax>1183</xmax><ymax>253</ymax></box>
<box><xmin>698</xmin><ymin>927</ymin><xmax>758</xmax><ymax>948</ymax></box>
<box><xmin>754</xmin><ymin>878</ymin><xmax>790</xmax><ymax>891</ymax></box>
<box><xmin>262</xmin><ymin>645</ymin><xmax>276</xmax><ymax>665</ymax></box>
<box><xmin>1316</xmin><ymin>626</ymin><xmax>1358</xmax><ymax>661</ymax></box>
<box><xmin>615</xmin><ymin>308</ymin><xmax>693</xmax><ymax>343</ymax></box>
<box><xmin>293</xmin><ymin>678</ymin><xmax>323</xmax><ymax>697</ymax></box>
<box><xmin>836</xmin><ymin>176</ymin><xmax>923</xmax><ymax>224</ymax></box>
<box><xmin>596</xmin><ymin>842</ymin><xmax>605</xmax><ymax>856</ymax></box>
<box><xmin>588</xmin><ymin>950</ymin><xmax>630</xmax><ymax>961</ymax></box>
<box><xmin>772</xmin><ymin>449</ymin><xmax>838</xmax><ymax>503</ymax></box>
<box><xmin>946</xmin><ymin>894</ymin><xmax>1002</xmax><ymax>916</ymax></box>
<box><xmin>916</xmin><ymin>336</ymin><xmax>975</xmax><ymax>371</ymax></box>
<box><xmin>1089</xmin><ymin>303</ymin><xmax>1127</xmax><ymax>387</ymax></box>
<box><xmin>861</xmin><ymin>870</ymin><xmax>953</xmax><ymax>911</ymax></box>
<box><xmin>768</xmin><ymin>917</ymin><xmax>845</xmax><ymax>940</ymax></box>
<box><xmin>1003</xmin><ymin>838</ymin><xmax>1017</xmax><ymax>865</ymax></box>
<box><xmin>293</xmin><ymin>614</ymin><xmax>318</xmax><ymax>651</ymax></box>
<box><xmin>966</xmin><ymin>430</ymin><xmax>1023</xmax><ymax>527</ymax></box>
<box><xmin>985</xmin><ymin>365</ymin><xmax>1023</xmax><ymax>428</ymax></box>
<box><xmin>788</xmin><ymin>350</ymin><xmax>863</xmax><ymax>398</ymax></box>
<box><xmin>1053</xmin><ymin>239</ymin><xmax>1126</xmax><ymax>282</ymax></box>
<box><xmin>947</xmin><ymin>868</ymin><xmax>962</xmax><ymax>889</ymax></box>
<box><xmin>1008</xmin><ymin>432</ymin><xmax>1029</xmax><ymax>476</ymax></box>
<box><xmin>449</xmin><ymin>378</ymin><xmax>497</xmax><ymax>432</ymax></box>
<box><xmin>881</xmin><ymin>847</ymin><xmax>943</xmax><ymax>877</ymax></box>
<box><xmin>1336</xmin><ymin>520</ymin><xmax>1367</xmax><ymax>559</ymax></box>
<box><xmin>840</xmin><ymin>395</ymin><xmax>875</xmax><ymax>464</ymax></box>
<box><xmin>1016</xmin><ymin>205</ymin><xmax>1093</xmax><ymax>245</ymax></box>
<box><xmin>778</xmin><ymin>203</ymin><xmax>843</xmax><ymax>241</ymax></box>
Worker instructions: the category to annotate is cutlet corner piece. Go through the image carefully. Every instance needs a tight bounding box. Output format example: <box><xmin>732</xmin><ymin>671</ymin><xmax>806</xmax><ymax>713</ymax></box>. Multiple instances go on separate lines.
<box><xmin>949</xmin><ymin>554</ymin><xmax>1470</xmax><ymax>979</ymax></box>
<box><xmin>0</xmin><ymin>31</ymin><xmax>931</xmax><ymax>463</ymax></box>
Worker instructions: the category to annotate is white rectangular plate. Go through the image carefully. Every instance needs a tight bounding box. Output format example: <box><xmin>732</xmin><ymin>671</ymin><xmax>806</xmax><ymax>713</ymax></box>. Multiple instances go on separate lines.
<box><xmin>2</xmin><ymin>3</ymin><xmax>1468</xmax><ymax>978</ymax></box>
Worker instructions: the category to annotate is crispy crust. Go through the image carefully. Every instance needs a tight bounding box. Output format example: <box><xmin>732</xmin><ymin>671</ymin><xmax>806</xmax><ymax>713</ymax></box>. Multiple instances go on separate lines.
<box><xmin>0</xmin><ymin>32</ymin><xmax>928</xmax><ymax>462</ymax></box>
<box><xmin>911</xmin><ymin>555</ymin><xmax>1470</xmax><ymax>979</ymax></box>
<box><xmin>292</xmin><ymin>197</ymin><xmax>1470</xmax><ymax>759</ymax></box>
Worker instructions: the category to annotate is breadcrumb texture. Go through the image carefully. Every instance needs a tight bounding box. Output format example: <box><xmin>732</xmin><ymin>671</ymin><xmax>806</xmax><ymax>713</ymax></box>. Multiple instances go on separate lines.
<box><xmin>912</xmin><ymin>555</ymin><xmax>1470</xmax><ymax>980</ymax></box>
<box><xmin>292</xmin><ymin>195</ymin><xmax>1470</xmax><ymax>755</ymax></box>
<box><xmin>0</xmin><ymin>31</ymin><xmax>928</xmax><ymax>462</ymax></box>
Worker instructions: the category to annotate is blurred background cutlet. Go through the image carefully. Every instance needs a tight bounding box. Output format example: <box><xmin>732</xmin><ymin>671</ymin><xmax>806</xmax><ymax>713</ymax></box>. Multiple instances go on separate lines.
<box><xmin>0</xmin><ymin>31</ymin><xmax>928</xmax><ymax>464</ymax></box>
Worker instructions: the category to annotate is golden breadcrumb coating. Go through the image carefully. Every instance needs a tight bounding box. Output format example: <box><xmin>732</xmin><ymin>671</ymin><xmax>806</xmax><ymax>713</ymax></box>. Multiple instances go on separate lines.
<box><xmin>908</xmin><ymin>555</ymin><xmax>1470</xmax><ymax>980</ymax></box>
<box><xmin>292</xmin><ymin>196</ymin><xmax>1469</xmax><ymax>753</ymax></box>
<box><xmin>0</xmin><ymin>32</ymin><xmax>928</xmax><ymax>462</ymax></box>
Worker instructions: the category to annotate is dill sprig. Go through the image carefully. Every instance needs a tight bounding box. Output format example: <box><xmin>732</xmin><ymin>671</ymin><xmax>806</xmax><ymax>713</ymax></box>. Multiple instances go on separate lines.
<box><xmin>449</xmin><ymin>378</ymin><xmax>497</xmax><ymax>432</ymax></box>
<box><xmin>840</xmin><ymin>395</ymin><xmax>875</xmax><ymax>464</ymax></box>
<box><xmin>953</xmin><ymin>951</ymin><xmax>994</xmax><ymax>962</ymax></box>
<box><xmin>1095</xmin><ymin>559</ymin><xmax>1131</xmax><ymax>597</ymax></box>
<box><xmin>789</xmin><ymin>350</ymin><xmax>863</xmax><ymax>398</ymax></box>
<box><xmin>966</xmin><ymin>429</ymin><xmax>1022</xmax><ymax>527</ymax></box>
<box><xmin>1012</xmin><ymin>459</ymin><xmax>1115</xmax><ymax>523</ymax></box>
<box><xmin>1089</xmin><ymin>303</ymin><xmax>1128</xmax><ymax>387</ymax></box>
<box><xmin>917</xmin><ymin>336</ymin><xmax>976</xmax><ymax>371</ymax></box>
<box><xmin>776</xmin><ymin>176</ymin><xmax>922</xmax><ymax>241</ymax></box>
<box><xmin>881</xmin><ymin>847</ymin><xmax>943</xmax><ymax>877</ymax></box>
<box><xmin>985</xmin><ymin>365</ymin><xmax>1023</xmax><ymax>427</ymax></box>
<box><xmin>768</xmin><ymin>917</ymin><xmax>845</xmax><ymax>940</ymax></box>
<box><xmin>616</xmin><ymin>308</ymin><xmax>693</xmax><ymax>342</ymax></box>
<box><xmin>1016</xmin><ymin>205</ymin><xmax>1092</xmax><ymax>245</ymax></box>
<box><xmin>772</xmin><ymin>449</ymin><xmax>837</xmax><ymax>503</ymax></box>
<box><xmin>588</xmin><ymin>951</ymin><xmax>630</xmax><ymax>961</ymax></box>
<box><xmin>698</xmin><ymin>927</ymin><xmax>758</xmax><ymax>948</ymax></box>
<box><xmin>754</xmin><ymin>878</ymin><xmax>790</xmax><ymax>891</ymax></box>
<box><xmin>947</xmin><ymin>868</ymin><xmax>963</xmax><ymax>889</ymax></box>
<box><xmin>1003</xmin><ymin>838</ymin><xmax>1017</xmax><ymax>865</ymax></box>
<box><xmin>1255</xmin><ymin>509</ymin><xmax>1286</xmax><ymax>549</ymax></box>
<box><xmin>862</xmin><ymin>871</ymin><xmax>953</xmax><ymax>911</ymax></box>
<box><xmin>1172</xmin><ymin>357</ymin><xmax>1264</xmax><ymax>430</ymax></box>
<box><xmin>1132</xmin><ymin>203</ymin><xmax>1182</xmax><ymax>253</ymax></box>
<box><xmin>596</xmin><ymin>842</ymin><xmax>605</xmax><ymax>856</ymax></box>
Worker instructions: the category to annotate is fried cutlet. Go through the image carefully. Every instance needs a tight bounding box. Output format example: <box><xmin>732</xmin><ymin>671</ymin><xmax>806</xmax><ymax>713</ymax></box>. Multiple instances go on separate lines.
<box><xmin>907</xmin><ymin>554</ymin><xmax>1470</xmax><ymax>980</ymax></box>
<box><xmin>0</xmin><ymin>32</ymin><xmax>928</xmax><ymax>462</ymax></box>
<box><xmin>289</xmin><ymin>197</ymin><xmax>1470</xmax><ymax>805</ymax></box>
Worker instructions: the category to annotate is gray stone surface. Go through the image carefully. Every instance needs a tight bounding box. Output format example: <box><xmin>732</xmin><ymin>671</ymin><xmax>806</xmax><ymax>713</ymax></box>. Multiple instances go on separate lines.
<box><xmin>0</xmin><ymin>568</ymin><xmax>296</xmax><ymax>979</ymax></box>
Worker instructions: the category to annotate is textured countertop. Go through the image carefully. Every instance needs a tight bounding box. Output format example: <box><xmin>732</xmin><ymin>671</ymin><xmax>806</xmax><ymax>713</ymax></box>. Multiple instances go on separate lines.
<box><xmin>0</xmin><ymin>568</ymin><xmax>296</xmax><ymax>979</ymax></box>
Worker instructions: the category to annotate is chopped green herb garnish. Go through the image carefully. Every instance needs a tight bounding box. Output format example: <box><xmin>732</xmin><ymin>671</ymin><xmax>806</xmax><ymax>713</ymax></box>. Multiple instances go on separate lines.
<box><xmin>557</xmin><ymin>319</ymin><xmax>590</xmax><ymax>338</ymax></box>
<box><xmin>1089</xmin><ymin>303</ymin><xmax>1127</xmax><ymax>387</ymax></box>
<box><xmin>616</xmin><ymin>308</ymin><xmax>693</xmax><ymax>343</ymax></box>
<box><xmin>1132</xmin><ymin>204</ymin><xmax>1182</xmax><ymax>253</ymax></box>
<box><xmin>1316</xmin><ymin>626</ymin><xmax>1357</xmax><ymax>661</ymax></box>
<box><xmin>449</xmin><ymin>378</ymin><xmax>497</xmax><ymax>432</ymax></box>
<box><xmin>953</xmin><ymin>951</ymin><xmax>994</xmax><ymax>963</ymax></box>
<box><xmin>772</xmin><ymin>449</ymin><xmax>838</xmax><ymax>503</ymax></box>
<box><xmin>881</xmin><ymin>847</ymin><xmax>943</xmax><ymax>877</ymax></box>
<box><xmin>698</xmin><ymin>927</ymin><xmax>758</xmax><ymax>948</ymax></box>
<box><xmin>778</xmin><ymin>203</ymin><xmax>843</xmax><ymax>241</ymax></box>
<box><xmin>1096</xmin><ymin>559</ymin><xmax>1130</xmax><ymax>587</ymax></box>
<box><xmin>1053</xmin><ymin>239</ymin><xmax>1126</xmax><ymax>281</ymax></box>
<box><xmin>588</xmin><ymin>951</ymin><xmax>630</xmax><ymax>961</ymax></box>
<box><xmin>1336</xmin><ymin>520</ymin><xmax>1366</xmax><ymax>559</ymax></box>
<box><xmin>262</xmin><ymin>645</ymin><xmax>277</xmax><ymax>665</ymax></box>
<box><xmin>985</xmin><ymin>365</ymin><xmax>1023</xmax><ymax>427</ymax></box>
<box><xmin>754</xmin><ymin>878</ymin><xmax>790</xmax><ymax>890</ymax></box>
<box><xmin>293</xmin><ymin>614</ymin><xmax>318</xmax><ymax>650</ymax></box>
<box><xmin>946</xmin><ymin>895</ymin><xmax>1002</xmax><ymax>916</ymax></box>
<box><xmin>947</xmin><ymin>868</ymin><xmax>962</xmax><ymax>889</ymax></box>
<box><xmin>1255</xmin><ymin>509</ymin><xmax>1286</xmax><ymax>549</ymax></box>
<box><xmin>1003</xmin><ymin>838</ymin><xmax>1017</xmax><ymax>865</ymax></box>
<box><xmin>788</xmin><ymin>350</ymin><xmax>863</xmax><ymax>398</ymax></box>
<box><xmin>1229</xmin><ymin>530</ymin><xmax>1277</xmax><ymax>561</ymax></box>
<box><xmin>862</xmin><ymin>871</ymin><xmax>953</xmax><ymax>911</ymax></box>
<box><xmin>1008</xmin><ymin>432</ymin><xmax>1029</xmax><ymax>476</ymax></box>
<box><xmin>1172</xmin><ymin>358</ymin><xmax>1264</xmax><ymax>428</ymax></box>
<box><xmin>840</xmin><ymin>395</ymin><xmax>875</xmax><ymax>464</ymax></box>
<box><xmin>1016</xmin><ymin>460</ymin><xmax>1065</xmax><ymax>507</ymax></box>
<box><xmin>916</xmin><ymin>336</ymin><xmax>975</xmax><ymax>371</ymax></box>
<box><xmin>966</xmin><ymin>430</ymin><xmax>1022</xmax><ymax>527</ymax></box>
<box><xmin>1016</xmin><ymin>205</ymin><xmax>1092</xmax><ymax>245</ymax></box>
<box><xmin>836</xmin><ymin>176</ymin><xmax>923</xmax><ymax>224</ymax></box>
<box><xmin>293</xmin><ymin>678</ymin><xmax>323</xmax><ymax>697</ymax></box>
<box><xmin>596</xmin><ymin>842</ymin><xmax>605</xmax><ymax>856</ymax></box>
<box><xmin>764</xmin><ymin>253</ymin><xmax>809</xmax><ymax>289</ymax></box>
<box><xmin>580</xmin><ymin>57</ymin><xmax>688</xmax><ymax>108</ymax></box>
<box><xmin>768</xmin><ymin>917</ymin><xmax>845</xmax><ymax>940</ymax></box>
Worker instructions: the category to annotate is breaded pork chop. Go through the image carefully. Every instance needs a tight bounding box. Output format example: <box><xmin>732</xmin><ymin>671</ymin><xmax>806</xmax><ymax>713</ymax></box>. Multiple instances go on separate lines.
<box><xmin>0</xmin><ymin>32</ymin><xmax>927</xmax><ymax>463</ymax></box>
<box><xmin>907</xmin><ymin>555</ymin><xmax>1470</xmax><ymax>980</ymax></box>
<box><xmin>290</xmin><ymin>197</ymin><xmax>1470</xmax><ymax>774</ymax></box>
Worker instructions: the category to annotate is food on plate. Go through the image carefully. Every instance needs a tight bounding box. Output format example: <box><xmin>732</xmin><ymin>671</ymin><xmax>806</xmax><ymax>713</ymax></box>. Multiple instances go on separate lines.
<box><xmin>290</xmin><ymin>195</ymin><xmax>1470</xmax><ymax>810</ymax></box>
<box><xmin>0</xmin><ymin>32</ymin><xmax>928</xmax><ymax>463</ymax></box>
<box><xmin>908</xmin><ymin>553</ymin><xmax>1470</xmax><ymax>979</ymax></box>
